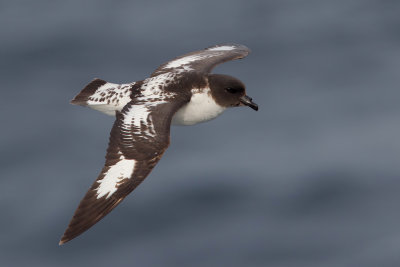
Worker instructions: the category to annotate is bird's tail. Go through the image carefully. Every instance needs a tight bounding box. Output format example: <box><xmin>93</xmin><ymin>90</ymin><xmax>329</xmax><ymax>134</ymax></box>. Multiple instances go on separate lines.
<box><xmin>70</xmin><ymin>78</ymin><xmax>134</xmax><ymax>116</ymax></box>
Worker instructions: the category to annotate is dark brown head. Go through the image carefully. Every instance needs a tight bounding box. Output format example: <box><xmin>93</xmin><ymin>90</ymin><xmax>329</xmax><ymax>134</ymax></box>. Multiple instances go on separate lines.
<box><xmin>208</xmin><ymin>74</ymin><xmax>258</xmax><ymax>111</ymax></box>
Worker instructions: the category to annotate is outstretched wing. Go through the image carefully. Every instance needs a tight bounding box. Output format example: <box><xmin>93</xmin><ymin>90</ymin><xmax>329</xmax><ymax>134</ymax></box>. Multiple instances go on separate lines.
<box><xmin>151</xmin><ymin>43</ymin><xmax>251</xmax><ymax>76</ymax></box>
<box><xmin>60</xmin><ymin>97</ymin><xmax>188</xmax><ymax>245</ymax></box>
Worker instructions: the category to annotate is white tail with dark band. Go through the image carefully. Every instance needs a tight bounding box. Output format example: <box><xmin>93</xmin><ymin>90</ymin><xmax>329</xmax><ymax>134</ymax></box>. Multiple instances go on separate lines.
<box><xmin>71</xmin><ymin>79</ymin><xmax>134</xmax><ymax>116</ymax></box>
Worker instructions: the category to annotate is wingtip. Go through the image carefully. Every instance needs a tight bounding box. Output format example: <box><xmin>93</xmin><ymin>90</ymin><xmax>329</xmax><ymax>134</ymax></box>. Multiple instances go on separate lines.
<box><xmin>59</xmin><ymin>232</ymin><xmax>71</xmax><ymax>246</ymax></box>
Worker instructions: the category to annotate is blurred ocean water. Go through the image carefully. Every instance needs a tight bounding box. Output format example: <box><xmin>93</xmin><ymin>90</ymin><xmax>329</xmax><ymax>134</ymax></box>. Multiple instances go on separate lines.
<box><xmin>1</xmin><ymin>0</ymin><xmax>400</xmax><ymax>266</ymax></box>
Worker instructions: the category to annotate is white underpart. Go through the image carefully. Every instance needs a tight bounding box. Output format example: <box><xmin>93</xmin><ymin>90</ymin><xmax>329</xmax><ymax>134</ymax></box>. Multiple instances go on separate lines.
<box><xmin>172</xmin><ymin>88</ymin><xmax>226</xmax><ymax>125</ymax></box>
<box><xmin>96</xmin><ymin>156</ymin><xmax>136</xmax><ymax>199</ymax></box>
<box><xmin>87</xmin><ymin>82</ymin><xmax>133</xmax><ymax>116</ymax></box>
<box><xmin>207</xmin><ymin>45</ymin><xmax>236</xmax><ymax>51</ymax></box>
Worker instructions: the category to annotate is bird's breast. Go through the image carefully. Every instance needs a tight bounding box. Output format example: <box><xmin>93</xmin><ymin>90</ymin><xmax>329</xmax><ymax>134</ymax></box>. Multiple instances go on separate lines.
<box><xmin>171</xmin><ymin>89</ymin><xmax>226</xmax><ymax>126</ymax></box>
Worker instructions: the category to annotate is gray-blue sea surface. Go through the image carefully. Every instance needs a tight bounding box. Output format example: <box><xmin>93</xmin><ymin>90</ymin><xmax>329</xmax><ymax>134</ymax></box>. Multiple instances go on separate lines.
<box><xmin>1</xmin><ymin>1</ymin><xmax>400</xmax><ymax>266</ymax></box>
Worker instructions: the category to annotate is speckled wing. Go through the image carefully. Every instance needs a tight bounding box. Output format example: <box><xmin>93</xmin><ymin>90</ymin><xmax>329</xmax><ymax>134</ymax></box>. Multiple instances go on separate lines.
<box><xmin>60</xmin><ymin>98</ymin><xmax>188</xmax><ymax>245</ymax></box>
<box><xmin>151</xmin><ymin>43</ymin><xmax>251</xmax><ymax>76</ymax></box>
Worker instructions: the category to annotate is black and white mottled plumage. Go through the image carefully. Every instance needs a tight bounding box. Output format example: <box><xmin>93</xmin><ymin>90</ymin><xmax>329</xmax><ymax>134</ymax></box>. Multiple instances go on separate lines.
<box><xmin>60</xmin><ymin>44</ymin><xmax>258</xmax><ymax>245</ymax></box>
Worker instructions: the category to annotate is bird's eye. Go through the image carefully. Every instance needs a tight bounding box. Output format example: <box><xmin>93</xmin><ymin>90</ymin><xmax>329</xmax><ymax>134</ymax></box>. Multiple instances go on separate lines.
<box><xmin>226</xmin><ymin>87</ymin><xmax>243</xmax><ymax>94</ymax></box>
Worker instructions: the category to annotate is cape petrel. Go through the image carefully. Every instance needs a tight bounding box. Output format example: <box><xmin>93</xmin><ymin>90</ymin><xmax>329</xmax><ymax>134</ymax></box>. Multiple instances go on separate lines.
<box><xmin>60</xmin><ymin>43</ymin><xmax>258</xmax><ymax>245</ymax></box>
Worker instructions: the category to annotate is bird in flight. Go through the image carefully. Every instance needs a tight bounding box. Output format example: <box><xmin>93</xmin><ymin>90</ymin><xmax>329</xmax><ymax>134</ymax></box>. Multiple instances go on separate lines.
<box><xmin>60</xmin><ymin>43</ymin><xmax>258</xmax><ymax>245</ymax></box>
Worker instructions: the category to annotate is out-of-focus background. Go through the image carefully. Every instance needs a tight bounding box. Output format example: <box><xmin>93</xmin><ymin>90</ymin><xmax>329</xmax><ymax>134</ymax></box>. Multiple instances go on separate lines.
<box><xmin>1</xmin><ymin>0</ymin><xmax>400</xmax><ymax>266</ymax></box>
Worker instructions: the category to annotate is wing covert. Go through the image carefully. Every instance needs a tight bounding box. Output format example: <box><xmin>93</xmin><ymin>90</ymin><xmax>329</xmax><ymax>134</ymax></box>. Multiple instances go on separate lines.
<box><xmin>151</xmin><ymin>43</ymin><xmax>250</xmax><ymax>76</ymax></box>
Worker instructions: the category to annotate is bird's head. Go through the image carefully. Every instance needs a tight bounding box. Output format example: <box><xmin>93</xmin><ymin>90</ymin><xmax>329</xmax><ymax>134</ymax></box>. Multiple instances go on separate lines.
<box><xmin>208</xmin><ymin>74</ymin><xmax>258</xmax><ymax>111</ymax></box>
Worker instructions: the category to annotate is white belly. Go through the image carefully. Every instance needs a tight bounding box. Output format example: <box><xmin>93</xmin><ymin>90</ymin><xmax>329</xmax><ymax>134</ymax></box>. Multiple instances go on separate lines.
<box><xmin>172</xmin><ymin>89</ymin><xmax>226</xmax><ymax>125</ymax></box>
